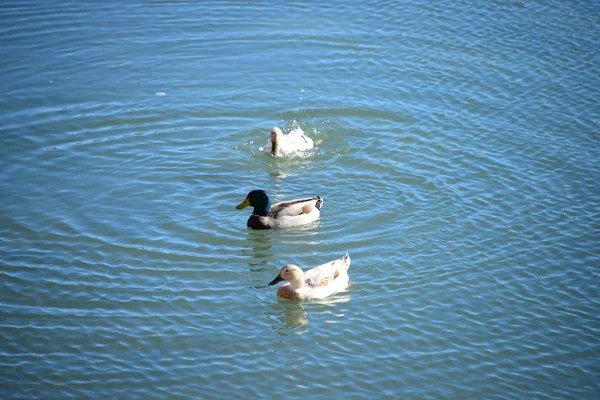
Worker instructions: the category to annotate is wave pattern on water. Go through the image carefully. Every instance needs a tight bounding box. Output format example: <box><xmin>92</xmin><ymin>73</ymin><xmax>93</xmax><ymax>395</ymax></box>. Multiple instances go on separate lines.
<box><xmin>1</xmin><ymin>0</ymin><xmax>599</xmax><ymax>399</ymax></box>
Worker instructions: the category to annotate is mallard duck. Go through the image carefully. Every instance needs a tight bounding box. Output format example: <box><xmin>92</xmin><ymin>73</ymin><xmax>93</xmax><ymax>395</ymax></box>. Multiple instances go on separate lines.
<box><xmin>236</xmin><ymin>190</ymin><xmax>323</xmax><ymax>229</ymax></box>
<box><xmin>261</xmin><ymin>127</ymin><xmax>323</xmax><ymax>156</ymax></box>
<box><xmin>269</xmin><ymin>253</ymin><xmax>351</xmax><ymax>300</ymax></box>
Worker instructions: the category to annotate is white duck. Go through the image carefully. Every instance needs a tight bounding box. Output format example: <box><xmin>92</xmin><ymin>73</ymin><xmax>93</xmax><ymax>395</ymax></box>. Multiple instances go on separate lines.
<box><xmin>268</xmin><ymin>253</ymin><xmax>351</xmax><ymax>300</ymax></box>
<box><xmin>261</xmin><ymin>127</ymin><xmax>323</xmax><ymax>156</ymax></box>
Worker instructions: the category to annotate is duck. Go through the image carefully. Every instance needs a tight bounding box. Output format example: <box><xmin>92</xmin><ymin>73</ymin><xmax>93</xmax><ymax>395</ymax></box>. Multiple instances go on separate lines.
<box><xmin>235</xmin><ymin>189</ymin><xmax>323</xmax><ymax>229</ymax></box>
<box><xmin>261</xmin><ymin>127</ymin><xmax>323</xmax><ymax>156</ymax></box>
<box><xmin>269</xmin><ymin>253</ymin><xmax>351</xmax><ymax>300</ymax></box>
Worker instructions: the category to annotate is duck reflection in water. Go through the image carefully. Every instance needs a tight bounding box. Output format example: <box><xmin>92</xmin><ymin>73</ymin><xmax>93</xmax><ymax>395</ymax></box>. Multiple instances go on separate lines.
<box><xmin>242</xmin><ymin>230</ymin><xmax>273</xmax><ymax>271</ymax></box>
<box><xmin>275</xmin><ymin>293</ymin><xmax>353</xmax><ymax>332</ymax></box>
<box><xmin>277</xmin><ymin>301</ymin><xmax>309</xmax><ymax>330</ymax></box>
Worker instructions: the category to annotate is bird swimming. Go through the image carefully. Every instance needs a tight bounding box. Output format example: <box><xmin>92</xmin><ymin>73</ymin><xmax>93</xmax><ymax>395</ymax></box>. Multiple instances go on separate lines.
<box><xmin>235</xmin><ymin>189</ymin><xmax>323</xmax><ymax>229</ymax></box>
<box><xmin>261</xmin><ymin>127</ymin><xmax>323</xmax><ymax>156</ymax></box>
<box><xmin>269</xmin><ymin>253</ymin><xmax>351</xmax><ymax>300</ymax></box>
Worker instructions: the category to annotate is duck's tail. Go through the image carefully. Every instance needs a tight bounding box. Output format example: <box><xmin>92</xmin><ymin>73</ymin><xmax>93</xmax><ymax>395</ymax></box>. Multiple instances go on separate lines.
<box><xmin>340</xmin><ymin>253</ymin><xmax>351</xmax><ymax>271</ymax></box>
<box><xmin>315</xmin><ymin>196</ymin><xmax>324</xmax><ymax>210</ymax></box>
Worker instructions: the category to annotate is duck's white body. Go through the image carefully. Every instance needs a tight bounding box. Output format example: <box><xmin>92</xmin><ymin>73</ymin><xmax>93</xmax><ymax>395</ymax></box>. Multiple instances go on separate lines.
<box><xmin>262</xmin><ymin>127</ymin><xmax>315</xmax><ymax>156</ymax></box>
<box><xmin>267</xmin><ymin>196</ymin><xmax>322</xmax><ymax>229</ymax></box>
<box><xmin>269</xmin><ymin>254</ymin><xmax>351</xmax><ymax>300</ymax></box>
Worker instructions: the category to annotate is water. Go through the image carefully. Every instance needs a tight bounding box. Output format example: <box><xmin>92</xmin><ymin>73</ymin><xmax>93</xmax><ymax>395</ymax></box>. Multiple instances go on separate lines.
<box><xmin>1</xmin><ymin>1</ymin><xmax>599</xmax><ymax>398</ymax></box>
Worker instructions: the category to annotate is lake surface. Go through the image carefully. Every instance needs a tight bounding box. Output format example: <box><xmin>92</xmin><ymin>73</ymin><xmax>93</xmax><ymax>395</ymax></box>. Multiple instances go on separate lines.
<box><xmin>1</xmin><ymin>1</ymin><xmax>599</xmax><ymax>398</ymax></box>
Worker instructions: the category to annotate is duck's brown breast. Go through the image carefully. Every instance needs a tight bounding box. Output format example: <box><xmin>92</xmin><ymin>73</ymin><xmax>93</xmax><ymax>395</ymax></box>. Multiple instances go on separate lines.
<box><xmin>247</xmin><ymin>215</ymin><xmax>271</xmax><ymax>230</ymax></box>
<box><xmin>277</xmin><ymin>286</ymin><xmax>299</xmax><ymax>300</ymax></box>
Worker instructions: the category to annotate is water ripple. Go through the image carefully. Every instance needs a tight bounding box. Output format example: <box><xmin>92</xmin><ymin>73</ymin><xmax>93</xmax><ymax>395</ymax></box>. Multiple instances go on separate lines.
<box><xmin>2</xmin><ymin>0</ymin><xmax>600</xmax><ymax>399</ymax></box>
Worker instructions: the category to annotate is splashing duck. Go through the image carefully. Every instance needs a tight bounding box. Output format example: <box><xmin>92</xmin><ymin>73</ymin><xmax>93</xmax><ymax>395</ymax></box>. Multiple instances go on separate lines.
<box><xmin>262</xmin><ymin>127</ymin><xmax>323</xmax><ymax>156</ymax></box>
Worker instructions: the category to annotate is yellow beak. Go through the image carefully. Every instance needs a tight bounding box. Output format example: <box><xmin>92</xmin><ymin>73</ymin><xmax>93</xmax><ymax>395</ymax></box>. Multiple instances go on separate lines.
<box><xmin>236</xmin><ymin>198</ymin><xmax>251</xmax><ymax>209</ymax></box>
